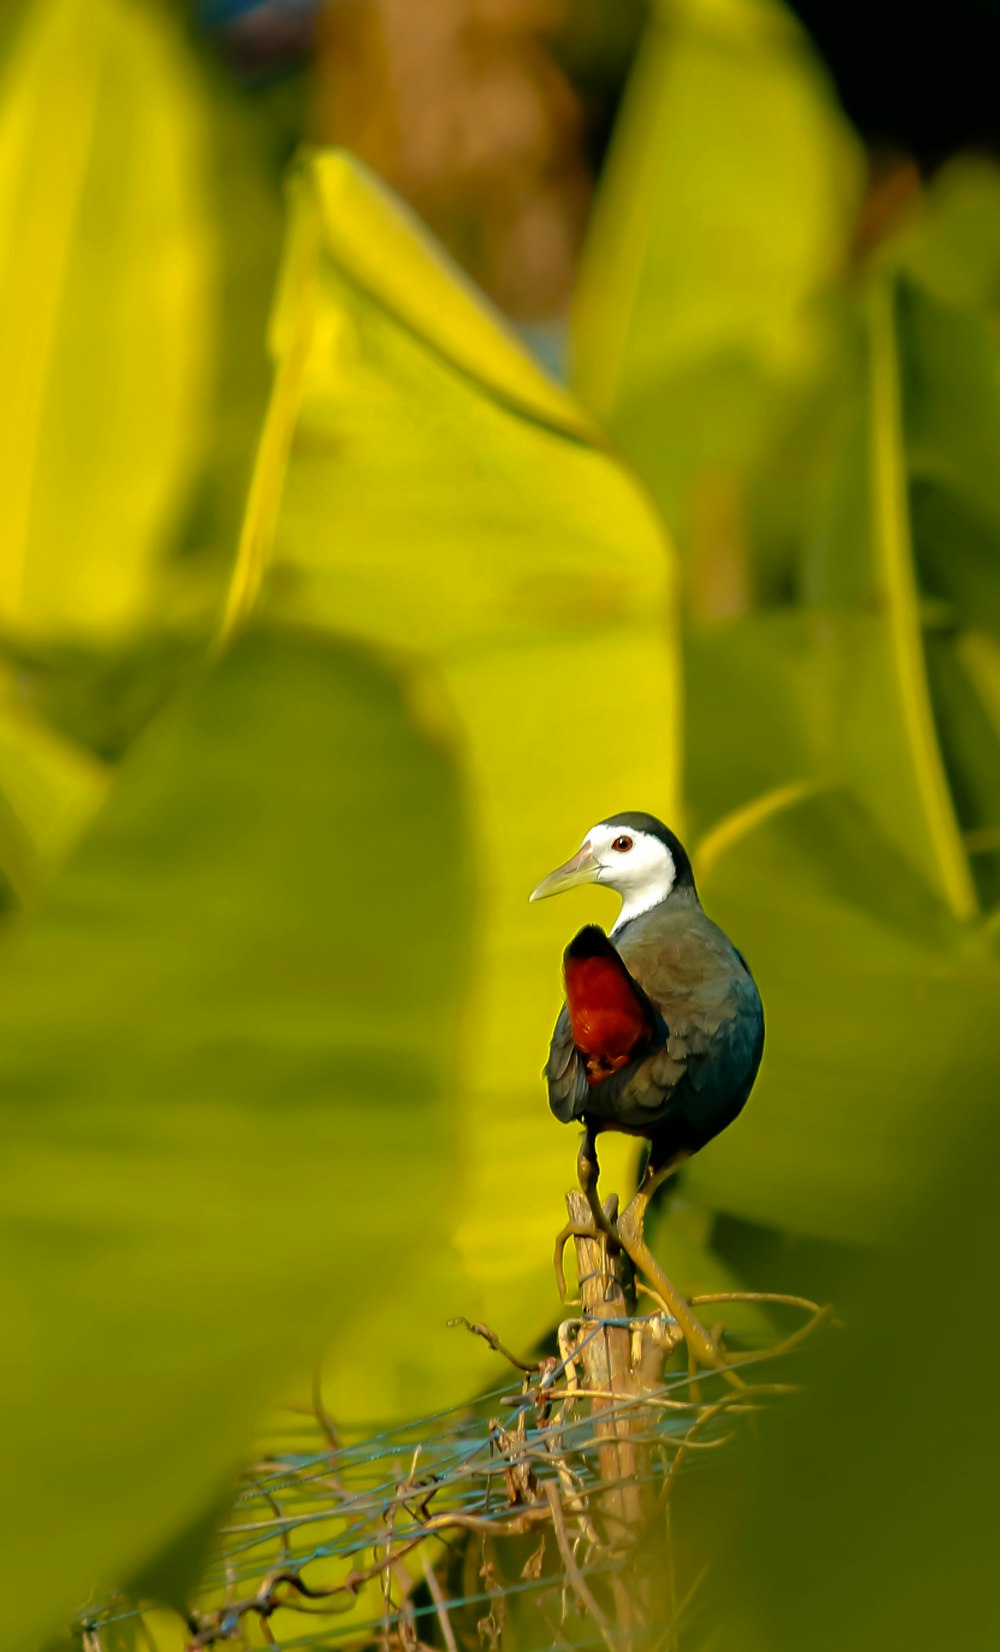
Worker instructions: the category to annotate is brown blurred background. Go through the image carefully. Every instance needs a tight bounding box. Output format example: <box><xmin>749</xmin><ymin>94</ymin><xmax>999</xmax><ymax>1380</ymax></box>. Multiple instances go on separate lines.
<box><xmin>203</xmin><ymin>0</ymin><xmax>1000</xmax><ymax>328</ymax></box>
<box><xmin>210</xmin><ymin>0</ymin><xmax>643</xmax><ymax>324</ymax></box>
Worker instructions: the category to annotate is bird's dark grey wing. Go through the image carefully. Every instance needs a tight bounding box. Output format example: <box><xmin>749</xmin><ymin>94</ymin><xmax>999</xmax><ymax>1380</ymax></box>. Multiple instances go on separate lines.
<box><xmin>544</xmin><ymin>1003</ymin><xmax>589</xmax><ymax>1123</ymax></box>
<box><xmin>585</xmin><ymin>911</ymin><xmax>764</xmax><ymax>1138</ymax></box>
<box><xmin>654</xmin><ymin>967</ymin><xmax>762</xmax><ymax>1107</ymax></box>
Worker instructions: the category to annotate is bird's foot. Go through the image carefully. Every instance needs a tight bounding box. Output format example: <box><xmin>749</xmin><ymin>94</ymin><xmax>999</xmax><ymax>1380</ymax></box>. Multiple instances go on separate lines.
<box><xmin>577</xmin><ymin>1134</ymin><xmax>620</xmax><ymax>1247</ymax></box>
<box><xmin>555</xmin><ymin>1130</ymin><xmax>626</xmax><ymax>1299</ymax></box>
<box><xmin>568</xmin><ymin>1131</ymin><xmax>744</xmax><ymax>1386</ymax></box>
<box><xmin>553</xmin><ymin>1199</ymin><xmax>620</xmax><ymax>1301</ymax></box>
<box><xmin>554</xmin><ymin>1211</ymin><xmax>743</xmax><ymax>1387</ymax></box>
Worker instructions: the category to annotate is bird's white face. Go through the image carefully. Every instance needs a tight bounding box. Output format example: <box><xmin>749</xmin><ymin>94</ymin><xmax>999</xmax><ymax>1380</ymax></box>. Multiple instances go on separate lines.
<box><xmin>530</xmin><ymin>821</ymin><xmax>676</xmax><ymax>929</ymax></box>
<box><xmin>583</xmin><ymin>821</ymin><xmax>676</xmax><ymax>904</ymax></box>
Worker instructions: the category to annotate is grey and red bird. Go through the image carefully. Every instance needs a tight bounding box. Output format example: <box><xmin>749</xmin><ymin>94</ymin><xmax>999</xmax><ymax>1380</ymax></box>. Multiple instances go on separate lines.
<box><xmin>531</xmin><ymin>812</ymin><xmax>763</xmax><ymax>1354</ymax></box>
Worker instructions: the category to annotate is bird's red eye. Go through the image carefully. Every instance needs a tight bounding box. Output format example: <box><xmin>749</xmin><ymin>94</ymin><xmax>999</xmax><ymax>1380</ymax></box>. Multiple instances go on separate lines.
<box><xmin>612</xmin><ymin>835</ymin><xmax>633</xmax><ymax>852</ymax></box>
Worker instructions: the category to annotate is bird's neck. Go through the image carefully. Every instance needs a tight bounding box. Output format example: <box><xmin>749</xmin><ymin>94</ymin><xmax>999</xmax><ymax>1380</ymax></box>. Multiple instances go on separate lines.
<box><xmin>610</xmin><ymin>881</ymin><xmax>697</xmax><ymax>936</ymax></box>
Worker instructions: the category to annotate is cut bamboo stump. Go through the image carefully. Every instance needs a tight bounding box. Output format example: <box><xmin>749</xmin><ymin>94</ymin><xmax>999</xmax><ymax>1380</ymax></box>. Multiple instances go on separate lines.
<box><xmin>564</xmin><ymin>1189</ymin><xmax>683</xmax><ymax>1634</ymax></box>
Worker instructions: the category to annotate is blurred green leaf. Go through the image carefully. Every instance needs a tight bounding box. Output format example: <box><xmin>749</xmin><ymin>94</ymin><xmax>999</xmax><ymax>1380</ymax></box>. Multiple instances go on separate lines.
<box><xmin>895</xmin><ymin>279</ymin><xmax>1000</xmax><ymax>907</ymax></box>
<box><xmin>694</xmin><ymin>190</ymin><xmax>1000</xmax><ymax>1630</ymax></box>
<box><xmin>896</xmin><ymin>279</ymin><xmax>1000</xmax><ymax>572</ymax></box>
<box><xmin>570</xmin><ymin>0</ymin><xmax>861</xmax><ymax>600</ymax></box>
<box><xmin>0</xmin><ymin>0</ymin><xmax>280</xmax><ymax>643</ymax></box>
<box><xmin>225</xmin><ymin>148</ymin><xmax>681</xmax><ymax>1412</ymax></box>
<box><xmin>0</xmin><ymin>672</ymin><xmax>108</xmax><ymax>904</ymax></box>
<box><xmin>646</xmin><ymin>1194</ymin><xmax>776</xmax><ymax>1340</ymax></box>
<box><xmin>886</xmin><ymin>156</ymin><xmax>1000</xmax><ymax>319</ymax></box>
<box><xmin>636</xmin><ymin>147</ymin><xmax>1000</xmax><ymax>1272</ymax></box>
<box><xmin>684</xmin><ymin>611</ymin><xmax>836</xmax><ymax>833</ymax></box>
<box><xmin>705</xmin><ymin>1103</ymin><xmax>1000</xmax><ymax>1652</ymax></box>
<box><xmin>806</xmin><ymin>278</ymin><xmax>977</xmax><ymax>918</ymax></box>
<box><xmin>0</xmin><ymin>630</ymin><xmax>469</xmax><ymax>1650</ymax></box>
<box><xmin>925</xmin><ymin>633</ymin><xmax>1000</xmax><ymax>907</ymax></box>
<box><xmin>800</xmin><ymin>275</ymin><xmax>1000</xmax><ymax>915</ymax></box>
<box><xmin>681</xmin><ymin>224</ymin><xmax>1000</xmax><ymax>915</ymax></box>
<box><xmin>686</xmin><ymin>788</ymin><xmax>1000</xmax><ymax>1241</ymax></box>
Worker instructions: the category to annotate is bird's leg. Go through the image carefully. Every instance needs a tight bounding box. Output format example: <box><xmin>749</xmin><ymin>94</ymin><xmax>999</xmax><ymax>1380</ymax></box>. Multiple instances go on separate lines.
<box><xmin>578</xmin><ymin>1125</ymin><xmax>620</xmax><ymax>1251</ymax></box>
<box><xmin>617</xmin><ymin>1222</ymin><xmax>741</xmax><ymax>1383</ymax></box>
<box><xmin>558</xmin><ymin>1137</ymin><xmax>740</xmax><ymax>1383</ymax></box>
<box><xmin>618</xmin><ymin>1150</ymin><xmax>689</xmax><ymax>1245</ymax></box>
<box><xmin>614</xmin><ymin>1151</ymin><xmax>744</xmax><ymax>1384</ymax></box>
<box><xmin>552</xmin><ymin>1127</ymin><xmax>620</xmax><ymax>1299</ymax></box>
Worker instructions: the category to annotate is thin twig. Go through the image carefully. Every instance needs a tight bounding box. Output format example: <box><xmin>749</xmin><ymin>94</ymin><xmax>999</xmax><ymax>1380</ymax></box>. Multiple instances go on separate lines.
<box><xmin>691</xmin><ymin>1289</ymin><xmax>824</xmax><ymax>1313</ymax></box>
<box><xmin>543</xmin><ymin>1483</ymin><xmax>617</xmax><ymax>1652</ymax></box>
<box><xmin>447</xmin><ymin>1316</ymin><xmax>539</xmax><ymax>1373</ymax></box>
<box><xmin>420</xmin><ymin>1546</ymin><xmax>458</xmax><ymax>1652</ymax></box>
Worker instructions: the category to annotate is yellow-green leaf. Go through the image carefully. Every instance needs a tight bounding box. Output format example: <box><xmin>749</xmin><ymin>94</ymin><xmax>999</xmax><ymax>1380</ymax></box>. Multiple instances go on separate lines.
<box><xmin>0</xmin><ymin>671</ymin><xmax>107</xmax><ymax>902</ymax></box>
<box><xmin>685</xmin><ymin>787</ymin><xmax>1000</xmax><ymax>1241</ymax></box>
<box><xmin>570</xmin><ymin>0</ymin><xmax>862</xmax><ymax>558</ymax></box>
<box><xmin>807</xmin><ymin>278</ymin><xmax>977</xmax><ymax>919</ymax></box>
<box><xmin>885</xmin><ymin>155</ymin><xmax>1000</xmax><ymax>320</ymax></box>
<box><xmin>0</xmin><ymin>630</ymin><xmax>469</xmax><ymax>1651</ymax></box>
<box><xmin>0</xmin><ymin>0</ymin><xmax>279</xmax><ymax>642</ymax></box>
<box><xmin>704</xmin><ymin>1103</ymin><xmax>1000</xmax><ymax>1651</ymax></box>
<box><xmin>228</xmin><ymin>149</ymin><xmax>681</xmax><ymax>1412</ymax></box>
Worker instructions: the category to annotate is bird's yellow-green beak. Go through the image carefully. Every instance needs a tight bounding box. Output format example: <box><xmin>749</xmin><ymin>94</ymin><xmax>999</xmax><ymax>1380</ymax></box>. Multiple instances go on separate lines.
<box><xmin>529</xmin><ymin>841</ymin><xmax>599</xmax><ymax>902</ymax></box>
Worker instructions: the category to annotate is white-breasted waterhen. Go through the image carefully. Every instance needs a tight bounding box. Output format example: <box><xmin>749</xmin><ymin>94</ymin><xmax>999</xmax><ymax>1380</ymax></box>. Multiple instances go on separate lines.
<box><xmin>531</xmin><ymin>812</ymin><xmax>764</xmax><ymax>1371</ymax></box>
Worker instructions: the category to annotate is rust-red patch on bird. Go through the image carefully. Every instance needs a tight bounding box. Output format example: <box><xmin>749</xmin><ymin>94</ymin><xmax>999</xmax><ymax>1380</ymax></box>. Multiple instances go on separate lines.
<box><xmin>564</xmin><ymin>953</ymin><xmax>656</xmax><ymax>1086</ymax></box>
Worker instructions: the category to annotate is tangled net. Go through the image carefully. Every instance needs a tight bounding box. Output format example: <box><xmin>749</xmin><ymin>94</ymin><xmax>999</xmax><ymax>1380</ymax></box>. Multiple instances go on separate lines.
<box><xmin>77</xmin><ymin>1280</ymin><xmax>827</xmax><ymax>1652</ymax></box>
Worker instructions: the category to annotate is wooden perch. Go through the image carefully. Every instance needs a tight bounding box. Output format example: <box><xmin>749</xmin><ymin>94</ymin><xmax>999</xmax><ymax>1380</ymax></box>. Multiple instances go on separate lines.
<box><xmin>564</xmin><ymin>1189</ymin><xmax>682</xmax><ymax>1633</ymax></box>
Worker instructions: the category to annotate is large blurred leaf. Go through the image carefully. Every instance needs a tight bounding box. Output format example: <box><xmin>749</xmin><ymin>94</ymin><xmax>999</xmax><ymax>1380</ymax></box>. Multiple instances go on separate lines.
<box><xmin>226</xmin><ymin>149</ymin><xmax>681</xmax><ymax>1411</ymax></box>
<box><xmin>570</xmin><ymin>0</ymin><xmax>861</xmax><ymax>599</ymax></box>
<box><xmin>685</xmin><ymin>788</ymin><xmax>1000</xmax><ymax>1241</ymax></box>
<box><xmin>0</xmin><ymin>0</ymin><xmax>280</xmax><ymax>642</ymax></box>
<box><xmin>705</xmin><ymin>1102</ymin><xmax>1000</xmax><ymax>1652</ymax></box>
<box><xmin>661</xmin><ymin>186</ymin><xmax>1000</xmax><ymax>1250</ymax></box>
<box><xmin>805</xmin><ymin>278</ymin><xmax>977</xmax><ymax>918</ymax></box>
<box><xmin>684</xmin><ymin>610</ymin><xmax>835</xmax><ymax>833</ymax></box>
<box><xmin>0</xmin><ymin>0</ymin><xmax>283</xmax><ymax>910</ymax></box>
<box><xmin>886</xmin><ymin>155</ymin><xmax>1000</xmax><ymax>319</ymax></box>
<box><xmin>0</xmin><ymin>630</ymin><xmax>468</xmax><ymax>1651</ymax></box>
<box><xmin>682</xmin><ymin>266</ymin><xmax>1000</xmax><ymax>1051</ymax></box>
<box><xmin>803</xmin><ymin>272</ymin><xmax>1000</xmax><ymax>916</ymax></box>
<box><xmin>0</xmin><ymin>673</ymin><xmax>108</xmax><ymax>905</ymax></box>
<box><xmin>895</xmin><ymin>279</ymin><xmax>1000</xmax><ymax>905</ymax></box>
